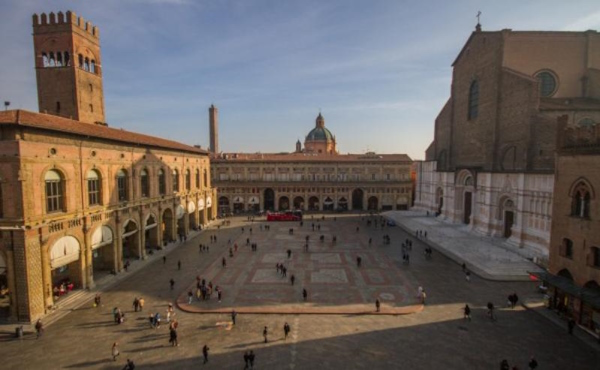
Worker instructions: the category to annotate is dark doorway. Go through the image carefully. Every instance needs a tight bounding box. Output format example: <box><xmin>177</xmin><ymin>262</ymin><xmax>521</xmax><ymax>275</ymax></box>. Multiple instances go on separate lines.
<box><xmin>463</xmin><ymin>192</ymin><xmax>472</xmax><ymax>224</ymax></box>
<box><xmin>279</xmin><ymin>196</ymin><xmax>290</xmax><ymax>211</ymax></box>
<box><xmin>264</xmin><ymin>188</ymin><xmax>275</xmax><ymax>211</ymax></box>
<box><xmin>352</xmin><ymin>189</ymin><xmax>364</xmax><ymax>210</ymax></box>
<box><xmin>293</xmin><ymin>196</ymin><xmax>304</xmax><ymax>210</ymax></box>
<box><xmin>367</xmin><ymin>196</ymin><xmax>378</xmax><ymax>211</ymax></box>
<box><xmin>504</xmin><ymin>210</ymin><xmax>514</xmax><ymax>238</ymax></box>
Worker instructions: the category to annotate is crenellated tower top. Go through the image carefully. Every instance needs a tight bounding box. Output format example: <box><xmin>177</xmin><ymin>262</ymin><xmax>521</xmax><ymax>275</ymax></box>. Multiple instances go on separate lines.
<box><xmin>32</xmin><ymin>11</ymin><xmax>99</xmax><ymax>39</ymax></box>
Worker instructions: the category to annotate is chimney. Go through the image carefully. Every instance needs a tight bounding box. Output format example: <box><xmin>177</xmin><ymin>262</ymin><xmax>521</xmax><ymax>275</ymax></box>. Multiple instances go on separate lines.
<box><xmin>209</xmin><ymin>104</ymin><xmax>218</xmax><ymax>154</ymax></box>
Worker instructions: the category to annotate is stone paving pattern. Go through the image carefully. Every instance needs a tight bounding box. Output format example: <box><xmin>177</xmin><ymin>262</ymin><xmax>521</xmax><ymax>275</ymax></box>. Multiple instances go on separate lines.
<box><xmin>0</xmin><ymin>214</ymin><xmax>597</xmax><ymax>370</ymax></box>
<box><xmin>177</xmin><ymin>216</ymin><xmax>420</xmax><ymax>315</ymax></box>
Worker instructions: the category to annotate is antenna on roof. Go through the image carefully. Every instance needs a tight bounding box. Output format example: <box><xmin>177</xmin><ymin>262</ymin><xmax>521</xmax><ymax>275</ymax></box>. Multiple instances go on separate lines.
<box><xmin>475</xmin><ymin>11</ymin><xmax>482</xmax><ymax>32</ymax></box>
<box><xmin>4</xmin><ymin>101</ymin><xmax>10</xmax><ymax>111</ymax></box>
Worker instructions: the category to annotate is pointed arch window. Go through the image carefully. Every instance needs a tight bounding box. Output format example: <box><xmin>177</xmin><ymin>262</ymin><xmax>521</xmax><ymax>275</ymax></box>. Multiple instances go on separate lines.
<box><xmin>90</xmin><ymin>60</ymin><xmax>96</xmax><ymax>74</ymax></box>
<box><xmin>140</xmin><ymin>169</ymin><xmax>149</xmax><ymax>198</ymax></box>
<box><xmin>45</xmin><ymin>170</ymin><xmax>64</xmax><ymax>213</ymax></box>
<box><xmin>158</xmin><ymin>169</ymin><xmax>166</xmax><ymax>195</ymax></box>
<box><xmin>203</xmin><ymin>169</ymin><xmax>208</xmax><ymax>188</ymax></box>
<box><xmin>468</xmin><ymin>80</ymin><xmax>479</xmax><ymax>120</ymax></box>
<box><xmin>117</xmin><ymin>169</ymin><xmax>128</xmax><ymax>202</ymax></box>
<box><xmin>571</xmin><ymin>182</ymin><xmax>591</xmax><ymax>218</ymax></box>
<box><xmin>64</xmin><ymin>51</ymin><xmax>70</xmax><ymax>66</ymax></box>
<box><xmin>195</xmin><ymin>169</ymin><xmax>200</xmax><ymax>189</ymax></box>
<box><xmin>87</xmin><ymin>169</ymin><xmax>101</xmax><ymax>206</ymax></box>
<box><xmin>42</xmin><ymin>52</ymin><xmax>49</xmax><ymax>67</ymax></box>
<box><xmin>185</xmin><ymin>169</ymin><xmax>191</xmax><ymax>191</ymax></box>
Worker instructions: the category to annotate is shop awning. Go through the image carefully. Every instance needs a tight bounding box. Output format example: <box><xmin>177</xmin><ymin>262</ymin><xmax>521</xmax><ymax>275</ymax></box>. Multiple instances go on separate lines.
<box><xmin>530</xmin><ymin>271</ymin><xmax>600</xmax><ymax>310</ymax></box>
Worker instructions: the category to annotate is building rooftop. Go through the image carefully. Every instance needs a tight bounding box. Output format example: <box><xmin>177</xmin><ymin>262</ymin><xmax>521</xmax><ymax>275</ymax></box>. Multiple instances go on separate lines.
<box><xmin>0</xmin><ymin>110</ymin><xmax>208</xmax><ymax>155</ymax></box>
<box><xmin>212</xmin><ymin>152</ymin><xmax>412</xmax><ymax>163</ymax></box>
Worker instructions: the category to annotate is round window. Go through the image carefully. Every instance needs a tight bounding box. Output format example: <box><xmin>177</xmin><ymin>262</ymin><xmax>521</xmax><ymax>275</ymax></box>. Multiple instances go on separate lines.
<box><xmin>536</xmin><ymin>71</ymin><xmax>557</xmax><ymax>97</ymax></box>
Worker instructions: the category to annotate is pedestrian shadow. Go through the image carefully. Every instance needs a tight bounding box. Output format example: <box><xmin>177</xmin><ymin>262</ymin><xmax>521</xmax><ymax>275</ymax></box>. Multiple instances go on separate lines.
<box><xmin>225</xmin><ymin>338</ymin><xmax>283</xmax><ymax>349</ymax></box>
<box><xmin>130</xmin><ymin>344</ymin><xmax>167</xmax><ymax>352</ymax></box>
<box><xmin>63</xmin><ymin>358</ymin><xmax>112</xmax><ymax>368</ymax></box>
<box><xmin>76</xmin><ymin>321</ymin><xmax>115</xmax><ymax>328</ymax></box>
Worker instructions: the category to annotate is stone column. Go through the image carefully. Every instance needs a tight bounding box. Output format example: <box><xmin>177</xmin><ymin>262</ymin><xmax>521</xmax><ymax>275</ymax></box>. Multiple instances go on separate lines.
<box><xmin>115</xmin><ymin>213</ymin><xmax>123</xmax><ymax>272</ymax></box>
<box><xmin>83</xmin><ymin>223</ymin><xmax>94</xmax><ymax>289</ymax></box>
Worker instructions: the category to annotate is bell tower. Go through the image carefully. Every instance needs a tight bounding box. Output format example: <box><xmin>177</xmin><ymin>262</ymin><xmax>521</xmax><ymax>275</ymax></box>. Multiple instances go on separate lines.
<box><xmin>32</xmin><ymin>11</ymin><xmax>106</xmax><ymax>125</ymax></box>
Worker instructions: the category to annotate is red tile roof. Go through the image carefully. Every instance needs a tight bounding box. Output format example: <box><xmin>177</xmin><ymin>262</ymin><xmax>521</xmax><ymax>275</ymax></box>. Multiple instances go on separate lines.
<box><xmin>0</xmin><ymin>110</ymin><xmax>208</xmax><ymax>155</ymax></box>
<box><xmin>211</xmin><ymin>152</ymin><xmax>412</xmax><ymax>163</ymax></box>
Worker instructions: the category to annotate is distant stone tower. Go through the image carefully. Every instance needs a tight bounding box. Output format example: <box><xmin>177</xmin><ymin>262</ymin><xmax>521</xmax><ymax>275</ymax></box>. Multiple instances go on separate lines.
<box><xmin>209</xmin><ymin>104</ymin><xmax>219</xmax><ymax>154</ymax></box>
<box><xmin>32</xmin><ymin>11</ymin><xmax>106</xmax><ymax>125</ymax></box>
<box><xmin>295</xmin><ymin>139</ymin><xmax>302</xmax><ymax>153</ymax></box>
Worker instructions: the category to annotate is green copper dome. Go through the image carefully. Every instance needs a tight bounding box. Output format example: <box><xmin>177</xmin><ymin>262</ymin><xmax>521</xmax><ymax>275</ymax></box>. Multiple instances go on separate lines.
<box><xmin>306</xmin><ymin>127</ymin><xmax>334</xmax><ymax>141</ymax></box>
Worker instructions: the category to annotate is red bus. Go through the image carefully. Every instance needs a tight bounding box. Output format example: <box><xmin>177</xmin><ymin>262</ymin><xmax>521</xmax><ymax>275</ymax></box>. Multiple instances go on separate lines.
<box><xmin>266</xmin><ymin>210</ymin><xmax>303</xmax><ymax>221</ymax></box>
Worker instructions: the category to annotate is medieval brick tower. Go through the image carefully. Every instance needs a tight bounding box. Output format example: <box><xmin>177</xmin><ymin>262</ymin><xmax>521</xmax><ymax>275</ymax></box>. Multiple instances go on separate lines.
<box><xmin>209</xmin><ymin>104</ymin><xmax>219</xmax><ymax>154</ymax></box>
<box><xmin>32</xmin><ymin>11</ymin><xmax>106</xmax><ymax>125</ymax></box>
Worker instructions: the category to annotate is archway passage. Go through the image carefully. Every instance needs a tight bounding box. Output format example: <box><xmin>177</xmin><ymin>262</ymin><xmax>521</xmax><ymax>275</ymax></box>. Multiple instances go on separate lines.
<box><xmin>308</xmin><ymin>196</ymin><xmax>319</xmax><ymax>211</ymax></box>
<box><xmin>279</xmin><ymin>196</ymin><xmax>290</xmax><ymax>211</ymax></box>
<box><xmin>50</xmin><ymin>236</ymin><xmax>82</xmax><ymax>303</ymax></box>
<box><xmin>176</xmin><ymin>205</ymin><xmax>186</xmax><ymax>239</ymax></box>
<box><xmin>338</xmin><ymin>197</ymin><xmax>348</xmax><ymax>211</ymax></box>
<box><xmin>145</xmin><ymin>214</ymin><xmax>159</xmax><ymax>251</ymax></box>
<box><xmin>293</xmin><ymin>196</ymin><xmax>304</xmax><ymax>210</ymax></box>
<box><xmin>218</xmin><ymin>196</ymin><xmax>230</xmax><ymax>216</ymax></box>
<box><xmin>0</xmin><ymin>252</ymin><xmax>9</xmax><ymax>318</ymax></box>
<box><xmin>91</xmin><ymin>226</ymin><xmax>115</xmax><ymax>278</ymax></box>
<box><xmin>187</xmin><ymin>201</ymin><xmax>197</xmax><ymax>230</ymax></box>
<box><xmin>162</xmin><ymin>208</ymin><xmax>174</xmax><ymax>244</ymax></box>
<box><xmin>122</xmin><ymin>220</ymin><xmax>140</xmax><ymax>260</ymax></box>
<box><xmin>463</xmin><ymin>191</ymin><xmax>472</xmax><ymax>224</ymax></box>
<box><xmin>367</xmin><ymin>196</ymin><xmax>378</xmax><ymax>211</ymax></box>
<box><xmin>198</xmin><ymin>199</ymin><xmax>205</xmax><ymax>226</ymax></box>
<box><xmin>264</xmin><ymin>189</ymin><xmax>275</xmax><ymax>211</ymax></box>
<box><xmin>504</xmin><ymin>210</ymin><xmax>514</xmax><ymax>238</ymax></box>
<box><xmin>352</xmin><ymin>189</ymin><xmax>364</xmax><ymax>210</ymax></box>
<box><xmin>248</xmin><ymin>196</ymin><xmax>260</xmax><ymax>213</ymax></box>
<box><xmin>323</xmin><ymin>196</ymin><xmax>334</xmax><ymax>211</ymax></box>
<box><xmin>233</xmin><ymin>196</ymin><xmax>244</xmax><ymax>213</ymax></box>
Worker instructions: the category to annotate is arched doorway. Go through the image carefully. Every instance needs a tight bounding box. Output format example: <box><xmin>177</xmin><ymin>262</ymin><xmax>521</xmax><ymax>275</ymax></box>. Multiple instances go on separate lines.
<box><xmin>176</xmin><ymin>205</ymin><xmax>185</xmax><ymax>238</ymax></box>
<box><xmin>187</xmin><ymin>201</ymin><xmax>197</xmax><ymax>230</ymax></box>
<box><xmin>323</xmin><ymin>196</ymin><xmax>334</xmax><ymax>211</ymax></box>
<box><xmin>264</xmin><ymin>189</ymin><xmax>275</xmax><ymax>211</ymax></box>
<box><xmin>198</xmin><ymin>199</ymin><xmax>205</xmax><ymax>225</ymax></box>
<box><xmin>308</xmin><ymin>196</ymin><xmax>319</xmax><ymax>211</ymax></box>
<box><xmin>248</xmin><ymin>196</ymin><xmax>260</xmax><ymax>213</ymax></box>
<box><xmin>463</xmin><ymin>191</ymin><xmax>472</xmax><ymax>224</ymax></box>
<box><xmin>293</xmin><ymin>196</ymin><xmax>304</xmax><ymax>210</ymax></box>
<box><xmin>122</xmin><ymin>220</ymin><xmax>140</xmax><ymax>260</ymax></box>
<box><xmin>502</xmin><ymin>199</ymin><xmax>515</xmax><ymax>238</ymax></box>
<box><xmin>91</xmin><ymin>225</ymin><xmax>115</xmax><ymax>277</ymax></box>
<box><xmin>558</xmin><ymin>269</ymin><xmax>573</xmax><ymax>280</ymax></box>
<box><xmin>352</xmin><ymin>189</ymin><xmax>364</xmax><ymax>210</ymax></box>
<box><xmin>162</xmin><ymin>208</ymin><xmax>174</xmax><ymax>244</ymax></box>
<box><xmin>233</xmin><ymin>196</ymin><xmax>244</xmax><ymax>213</ymax></box>
<box><xmin>367</xmin><ymin>196</ymin><xmax>378</xmax><ymax>211</ymax></box>
<box><xmin>144</xmin><ymin>214</ymin><xmax>159</xmax><ymax>251</ymax></box>
<box><xmin>218</xmin><ymin>196</ymin><xmax>230</xmax><ymax>215</ymax></box>
<box><xmin>50</xmin><ymin>236</ymin><xmax>81</xmax><ymax>303</ymax></box>
<box><xmin>338</xmin><ymin>197</ymin><xmax>348</xmax><ymax>211</ymax></box>
<box><xmin>279</xmin><ymin>196</ymin><xmax>290</xmax><ymax>211</ymax></box>
<box><xmin>436</xmin><ymin>187</ymin><xmax>443</xmax><ymax>215</ymax></box>
<box><xmin>0</xmin><ymin>251</ymin><xmax>10</xmax><ymax>318</ymax></box>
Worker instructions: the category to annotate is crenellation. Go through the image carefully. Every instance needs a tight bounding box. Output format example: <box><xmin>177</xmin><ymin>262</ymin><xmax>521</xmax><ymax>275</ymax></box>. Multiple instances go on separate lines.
<box><xmin>49</xmin><ymin>12</ymin><xmax>56</xmax><ymax>24</ymax></box>
<box><xmin>57</xmin><ymin>11</ymin><xmax>64</xmax><ymax>24</ymax></box>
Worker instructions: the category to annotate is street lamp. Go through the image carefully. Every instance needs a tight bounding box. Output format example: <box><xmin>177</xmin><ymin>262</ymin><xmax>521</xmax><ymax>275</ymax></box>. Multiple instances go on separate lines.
<box><xmin>3</xmin><ymin>101</ymin><xmax>9</xmax><ymax>111</ymax></box>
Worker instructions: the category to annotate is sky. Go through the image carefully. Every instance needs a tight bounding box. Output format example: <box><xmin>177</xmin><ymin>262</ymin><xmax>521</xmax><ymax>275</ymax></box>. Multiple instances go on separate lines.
<box><xmin>1</xmin><ymin>1</ymin><xmax>600</xmax><ymax>160</ymax></box>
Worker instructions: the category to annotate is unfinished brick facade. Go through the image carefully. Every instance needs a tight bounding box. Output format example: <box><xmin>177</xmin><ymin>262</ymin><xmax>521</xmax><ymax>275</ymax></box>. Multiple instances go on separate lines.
<box><xmin>414</xmin><ymin>26</ymin><xmax>600</xmax><ymax>261</ymax></box>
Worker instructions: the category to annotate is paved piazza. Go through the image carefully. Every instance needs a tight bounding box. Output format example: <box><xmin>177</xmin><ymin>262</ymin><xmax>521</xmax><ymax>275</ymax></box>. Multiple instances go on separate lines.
<box><xmin>0</xmin><ymin>215</ymin><xmax>598</xmax><ymax>369</ymax></box>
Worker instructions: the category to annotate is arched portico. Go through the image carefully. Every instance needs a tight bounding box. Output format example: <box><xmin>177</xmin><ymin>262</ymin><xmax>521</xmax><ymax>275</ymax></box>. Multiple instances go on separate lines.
<box><xmin>144</xmin><ymin>214</ymin><xmax>159</xmax><ymax>251</ymax></box>
<box><xmin>122</xmin><ymin>220</ymin><xmax>140</xmax><ymax>260</ymax></box>
<box><xmin>367</xmin><ymin>196</ymin><xmax>378</xmax><ymax>211</ymax></box>
<box><xmin>352</xmin><ymin>189</ymin><xmax>364</xmax><ymax>210</ymax></box>
<box><xmin>293</xmin><ymin>196</ymin><xmax>304</xmax><ymax>210</ymax></box>
<box><xmin>279</xmin><ymin>196</ymin><xmax>290</xmax><ymax>211</ymax></box>
<box><xmin>91</xmin><ymin>225</ymin><xmax>115</xmax><ymax>277</ymax></box>
<box><xmin>49</xmin><ymin>236</ymin><xmax>82</xmax><ymax>304</ymax></box>
<box><xmin>308</xmin><ymin>196</ymin><xmax>319</xmax><ymax>211</ymax></box>
<box><xmin>264</xmin><ymin>189</ymin><xmax>275</xmax><ymax>211</ymax></box>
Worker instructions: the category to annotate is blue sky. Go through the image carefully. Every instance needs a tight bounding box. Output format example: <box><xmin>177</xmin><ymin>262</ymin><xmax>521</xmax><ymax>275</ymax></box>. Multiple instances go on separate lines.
<box><xmin>1</xmin><ymin>0</ymin><xmax>600</xmax><ymax>159</ymax></box>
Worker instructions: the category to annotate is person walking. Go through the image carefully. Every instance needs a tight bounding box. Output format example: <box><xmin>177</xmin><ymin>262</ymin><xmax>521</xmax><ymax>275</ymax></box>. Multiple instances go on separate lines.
<box><xmin>528</xmin><ymin>356</ymin><xmax>538</xmax><ymax>369</ymax></box>
<box><xmin>112</xmin><ymin>342</ymin><xmax>120</xmax><ymax>361</ymax></box>
<box><xmin>284</xmin><ymin>322</ymin><xmax>291</xmax><ymax>340</ymax></box>
<box><xmin>169</xmin><ymin>327</ymin><xmax>178</xmax><ymax>346</ymax></box>
<box><xmin>188</xmin><ymin>291</ymin><xmax>193</xmax><ymax>304</ymax></box>
<box><xmin>465</xmin><ymin>271</ymin><xmax>471</xmax><ymax>282</ymax></box>
<box><xmin>287</xmin><ymin>249</ymin><xmax>292</xmax><ymax>258</ymax></box>
<box><xmin>202</xmin><ymin>344</ymin><xmax>210</xmax><ymax>364</ymax></box>
<box><xmin>463</xmin><ymin>304</ymin><xmax>471</xmax><ymax>321</ymax></box>
<box><xmin>163</xmin><ymin>256</ymin><xmax>167</xmax><ymax>265</ymax></box>
<box><xmin>249</xmin><ymin>350</ymin><xmax>255</xmax><ymax>369</ymax></box>
<box><xmin>231</xmin><ymin>309</ymin><xmax>237</xmax><ymax>325</ymax></box>
<box><xmin>178</xmin><ymin>260</ymin><xmax>181</xmax><ymax>270</ymax></box>
<box><xmin>222</xmin><ymin>257</ymin><xmax>227</xmax><ymax>268</ymax></box>
<box><xmin>263</xmin><ymin>326</ymin><xmax>268</xmax><ymax>343</ymax></box>
<box><xmin>421</xmin><ymin>290</ymin><xmax>427</xmax><ymax>305</ymax></box>
<box><xmin>170</xmin><ymin>278</ymin><xmax>175</xmax><ymax>290</ymax></box>
<box><xmin>290</xmin><ymin>274</ymin><xmax>295</xmax><ymax>285</ymax></box>
<box><xmin>133</xmin><ymin>297</ymin><xmax>139</xmax><ymax>312</ymax></box>
<box><xmin>138</xmin><ymin>297</ymin><xmax>145</xmax><ymax>311</ymax></box>
<box><xmin>244</xmin><ymin>351</ymin><xmax>250</xmax><ymax>369</ymax></box>
<box><xmin>487</xmin><ymin>302</ymin><xmax>495</xmax><ymax>321</ymax></box>
<box><xmin>302</xmin><ymin>288</ymin><xmax>308</xmax><ymax>301</ymax></box>
<box><xmin>356</xmin><ymin>256</ymin><xmax>362</xmax><ymax>267</ymax></box>
<box><xmin>35</xmin><ymin>319</ymin><xmax>44</xmax><ymax>339</ymax></box>
<box><xmin>123</xmin><ymin>359</ymin><xmax>135</xmax><ymax>370</ymax></box>
<box><xmin>375</xmin><ymin>298</ymin><xmax>381</xmax><ymax>312</ymax></box>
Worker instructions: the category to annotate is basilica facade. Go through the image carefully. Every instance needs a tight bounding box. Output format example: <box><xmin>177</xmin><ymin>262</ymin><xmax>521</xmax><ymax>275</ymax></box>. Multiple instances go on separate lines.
<box><xmin>0</xmin><ymin>11</ymin><xmax>216</xmax><ymax>322</ymax></box>
<box><xmin>414</xmin><ymin>25</ymin><xmax>600</xmax><ymax>262</ymax></box>
<box><xmin>211</xmin><ymin>112</ymin><xmax>413</xmax><ymax>214</ymax></box>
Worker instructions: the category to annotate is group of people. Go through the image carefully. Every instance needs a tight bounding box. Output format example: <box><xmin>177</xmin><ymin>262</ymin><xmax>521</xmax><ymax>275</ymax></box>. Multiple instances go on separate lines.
<box><xmin>415</xmin><ymin>229</ymin><xmax>428</xmax><ymax>238</ymax></box>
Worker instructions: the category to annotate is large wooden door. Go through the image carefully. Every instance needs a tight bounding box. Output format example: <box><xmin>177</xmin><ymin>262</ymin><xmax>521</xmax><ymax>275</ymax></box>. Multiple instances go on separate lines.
<box><xmin>463</xmin><ymin>192</ymin><xmax>472</xmax><ymax>224</ymax></box>
<box><xmin>504</xmin><ymin>211</ymin><xmax>514</xmax><ymax>238</ymax></box>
